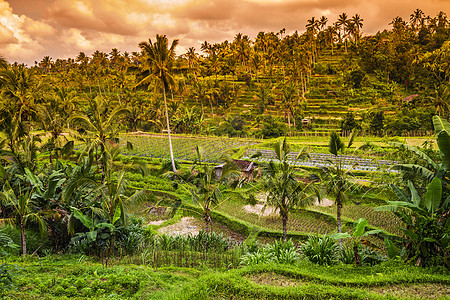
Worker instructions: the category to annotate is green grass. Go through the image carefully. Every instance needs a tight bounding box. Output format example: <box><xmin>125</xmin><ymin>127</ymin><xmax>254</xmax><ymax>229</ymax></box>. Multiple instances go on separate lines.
<box><xmin>7</xmin><ymin>255</ymin><xmax>449</xmax><ymax>299</ymax></box>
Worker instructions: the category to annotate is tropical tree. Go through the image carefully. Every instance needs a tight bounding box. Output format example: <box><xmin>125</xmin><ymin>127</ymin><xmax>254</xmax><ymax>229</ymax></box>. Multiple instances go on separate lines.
<box><xmin>390</xmin><ymin>115</ymin><xmax>450</xmax><ymax>185</ymax></box>
<box><xmin>324</xmin><ymin>26</ymin><xmax>338</xmax><ymax>55</ymax></box>
<box><xmin>262</xmin><ymin>138</ymin><xmax>319</xmax><ymax>241</ymax></box>
<box><xmin>336</xmin><ymin>13</ymin><xmax>349</xmax><ymax>44</ymax></box>
<box><xmin>137</xmin><ymin>34</ymin><xmax>179</xmax><ymax>174</ymax></box>
<box><xmin>187</xmin><ymin>146</ymin><xmax>238</xmax><ymax>232</ymax></box>
<box><xmin>375</xmin><ymin>115</ymin><xmax>450</xmax><ymax>267</ymax></box>
<box><xmin>0</xmin><ymin>179</ymin><xmax>48</xmax><ymax>256</ymax></box>
<box><xmin>410</xmin><ymin>8</ymin><xmax>425</xmax><ymax>32</ymax></box>
<box><xmin>64</xmin><ymin>148</ymin><xmax>147</xmax><ymax>255</ymax></box>
<box><xmin>320</xmin><ymin>131</ymin><xmax>357</xmax><ymax>248</ymax></box>
<box><xmin>0</xmin><ymin>66</ymin><xmax>45</xmax><ymax>155</ymax></box>
<box><xmin>68</xmin><ymin>96</ymin><xmax>128</xmax><ymax>182</ymax></box>
<box><xmin>375</xmin><ymin>178</ymin><xmax>449</xmax><ymax>267</ymax></box>
<box><xmin>38</xmin><ymin>86</ymin><xmax>76</xmax><ymax>162</ymax></box>
<box><xmin>350</xmin><ymin>14</ymin><xmax>364</xmax><ymax>46</ymax></box>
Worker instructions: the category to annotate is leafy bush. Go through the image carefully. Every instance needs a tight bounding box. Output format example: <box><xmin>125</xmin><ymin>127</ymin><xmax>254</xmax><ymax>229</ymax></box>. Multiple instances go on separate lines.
<box><xmin>240</xmin><ymin>239</ymin><xmax>300</xmax><ymax>266</ymax></box>
<box><xmin>0</xmin><ymin>230</ymin><xmax>18</xmax><ymax>294</ymax></box>
<box><xmin>359</xmin><ymin>246</ymin><xmax>387</xmax><ymax>266</ymax></box>
<box><xmin>301</xmin><ymin>235</ymin><xmax>339</xmax><ymax>266</ymax></box>
<box><xmin>254</xmin><ymin>116</ymin><xmax>287</xmax><ymax>139</ymax></box>
<box><xmin>339</xmin><ymin>244</ymin><xmax>354</xmax><ymax>264</ymax></box>
<box><xmin>341</xmin><ymin>112</ymin><xmax>361</xmax><ymax>132</ymax></box>
<box><xmin>266</xmin><ymin>239</ymin><xmax>300</xmax><ymax>264</ymax></box>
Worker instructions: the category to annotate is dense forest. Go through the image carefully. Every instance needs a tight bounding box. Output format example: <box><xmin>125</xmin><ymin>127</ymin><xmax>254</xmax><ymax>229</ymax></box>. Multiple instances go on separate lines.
<box><xmin>0</xmin><ymin>9</ymin><xmax>449</xmax><ymax>299</ymax></box>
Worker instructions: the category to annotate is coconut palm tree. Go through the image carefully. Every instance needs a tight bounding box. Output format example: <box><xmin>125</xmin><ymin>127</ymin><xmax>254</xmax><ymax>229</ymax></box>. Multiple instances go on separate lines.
<box><xmin>410</xmin><ymin>8</ymin><xmax>425</xmax><ymax>32</ymax></box>
<box><xmin>320</xmin><ymin>131</ymin><xmax>357</xmax><ymax>248</ymax></box>
<box><xmin>137</xmin><ymin>34</ymin><xmax>179</xmax><ymax>174</ymax></box>
<box><xmin>38</xmin><ymin>86</ymin><xmax>76</xmax><ymax>162</ymax></box>
<box><xmin>324</xmin><ymin>26</ymin><xmax>338</xmax><ymax>55</ymax></box>
<box><xmin>319</xmin><ymin>16</ymin><xmax>328</xmax><ymax>30</ymax></box>
<box><xmin>336</xmin><ymin>13</ymin><xmax>349</xmax><ymax>43</ymax></box>
<box><xmin>68</xmin><ymin>96</ymin><xmax>129</xmax><ymax>182</ymax></box>
<box><xmin>187</xmin><ymin>146</ymin><xmax>238</xmax><ymax>232</ymax></box>
<box><xmin>0</xmin><ymin>66</ymin><xmax>45</xmax><ymax>156</ymax></box>
<box><xmin>351</xmin><ymin>14</ymin><xmax>364</xmax><ymax>46</ymax></box>
<box><xmin>262</xmin><ymin>138</ymin><xmax>319</xmax><ymax>241</ymax></box>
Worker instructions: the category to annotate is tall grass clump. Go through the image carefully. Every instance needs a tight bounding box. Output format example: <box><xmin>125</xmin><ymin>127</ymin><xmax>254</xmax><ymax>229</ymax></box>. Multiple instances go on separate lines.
<box><xmin>301</xmin><ymin>235</ymin><xmax>339</xmax><ymax>266</ymax></box>
<box><xmin>240</xmin><ymin>239</ymin><xmax>300</xmax><ymax>266</ymax></box>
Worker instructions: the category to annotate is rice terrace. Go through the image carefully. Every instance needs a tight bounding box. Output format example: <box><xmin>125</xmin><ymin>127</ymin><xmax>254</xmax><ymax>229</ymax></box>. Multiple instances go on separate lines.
<box><xmin>0</xmin><ymin>1</ymin><xmax>449</xmax><ymax>299</ymax></box>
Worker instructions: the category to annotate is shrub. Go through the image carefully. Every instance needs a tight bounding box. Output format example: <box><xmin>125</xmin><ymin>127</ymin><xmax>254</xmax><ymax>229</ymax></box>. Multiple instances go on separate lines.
<box><xmin>240</xmin><ymin>239</ymin><xmax>300</xmax><ymax>266</ymax></box>
<box><xmin>301</xmin><ymin>235</ymin><xmax>339</xmax><ymax>266</ymax></box>
<box><xmin>254</xmin><ymin>116</ymin><xmax>287</xmax><ymax>139</ymax></box>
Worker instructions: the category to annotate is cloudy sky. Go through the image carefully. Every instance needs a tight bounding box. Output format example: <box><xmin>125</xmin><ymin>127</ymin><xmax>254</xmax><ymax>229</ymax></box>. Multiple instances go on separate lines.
<box><xmin>1</xmin><ymin>0</ymin><xmax>448</xmax><ymax>65</ymax></box>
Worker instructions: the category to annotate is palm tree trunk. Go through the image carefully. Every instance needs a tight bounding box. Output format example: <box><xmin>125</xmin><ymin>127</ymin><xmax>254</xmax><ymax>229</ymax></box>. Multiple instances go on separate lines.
<box><xmin>163</xmin><ymin>85</ymin><xmax>177</xmax><ymax>174</ymax></box>
<box><xmin>287</xmin><ymin>111</ymin><xmax>292</xmax><ymax>137</ymax></box>
<box><xmin>336</xmin><ymin>197</ymin><xmax>343</xmax><ymax>249</ymax></box>
<box><xmin>21</xmin><ymin>222</ymin><xmax>27</xmax><ymax>256</ymax></box>
<box><xmin>204</xmin><ymin>208</ymin><xmax>211</xmax><ymax>233</ymax></box>
<box><xmin>282</xmin><ymin>214</ymin><xmax>288</xmax><ymax>242</ymax></box>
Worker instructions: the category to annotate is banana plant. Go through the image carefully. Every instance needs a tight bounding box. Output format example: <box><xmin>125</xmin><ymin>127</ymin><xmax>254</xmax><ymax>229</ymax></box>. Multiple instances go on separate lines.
<box><xmin>375</xmin><ymin>178</ymin><xmax>449</xmax><ymax>266</ymax></box>
<box><xmin>391</xmin><ymin>115</ymin><xmax>450</xmax><ymax>183</ymax></box>
<box><xmin>377</xmin><ymin>115</ymin><xmax>450</xmax><ymax>267</ymax></box>
<box><xmin>70</xmin><ymin>207</ymin><xmax>116</xmax><ymax>243</ymax></box>
<box><xmin>331</xmin><ymin>218</ymin><xmax>384</xmax><ymax>266</ymax></box>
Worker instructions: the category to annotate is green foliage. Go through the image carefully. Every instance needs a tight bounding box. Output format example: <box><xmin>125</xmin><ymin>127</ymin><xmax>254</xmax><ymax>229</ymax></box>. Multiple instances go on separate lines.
<box><xmin>254</xmin><ymin>116</ymin><xmax>287</xmax><ymax>139</ymax></box>
<box><xmin>341</xmin><ymin>112</ymin><xmax>361</xmax><ymax>132</ymax></box>
<box><xmin>240</xmin><ymin>239</ymin><xmax>300</xmax><ymax>266</ymax></box>
<box><xmin>301</xmin><ymin>235</ymin><xmax>339</xmax><ymax>266</ymax></box>
<box><xmin>384</xmin><ymin>108</ymin><xmax>434</xmax><ymax>135</ymax></box>
<box><xmin>345</xmin><ymin>69</ymin><xmax>367</xmax><ymax>89</ymax></box>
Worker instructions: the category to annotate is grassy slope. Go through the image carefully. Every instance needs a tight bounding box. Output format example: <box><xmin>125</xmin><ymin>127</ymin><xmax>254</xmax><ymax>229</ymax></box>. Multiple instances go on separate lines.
<box><xmin>7</xmin><ymin>256</ymin><xmax>449</xmax><ymax>299</ymax></box>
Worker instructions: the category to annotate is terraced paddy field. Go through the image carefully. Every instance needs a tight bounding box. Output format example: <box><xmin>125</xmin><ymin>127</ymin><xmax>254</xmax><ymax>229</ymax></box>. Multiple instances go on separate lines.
<box><xmin>119</xmin><ymin>133</ymin><xmax>434</xmax><ymax>170</ymax></box>
<box><xmin>9</xmin><ymin>257</ymin><xmax>450</xmax><ymax>299</ymax></box>
<box><xmin>120</xmin><ymin>133</ymin><xmax>258</xmax><ymax>162</ymax></box>
<box><xmin>118</xmin><ymin>133</ymin><xmax>422</xmax><ymax>247</ymax></box>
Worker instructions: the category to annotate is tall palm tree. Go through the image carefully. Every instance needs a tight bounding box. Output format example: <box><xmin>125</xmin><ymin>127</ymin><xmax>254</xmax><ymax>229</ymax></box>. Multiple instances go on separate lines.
<box><xmin>324</xmin><ymin>26</ymin><xmax>338</xmax><ymax>55</ymax></box>
<box><xmin>39</xmin><ymin>56</ymin><xmax>53</xmax><ymax>73</ymax></box>
<box><xmin>37</xmin><ymin>86</ymin><xmax>76</xmax><ymax>162</ymax></box>
<box><xmin>0</xmin><ymin>66</ymin><xmax>44</xmax><ymax>156</ymax></box>
<box><xmin>320</xmin><ymin>131</ymin><xmax>357</xmax><ymax>248</ymax></box>
<box><xmin>351</xmin><ymin>14</ymin><xmax>364</xmax><ymax>46</ymax></box>
<box><xmin>410</xmin><ymin>8</ymin><xmax>425</xmax><ymax>32</ymax></box>
<box><xmin>336</xmin><ymin>13</ymin><xmax>349</xmax><ymax>43</ymax></box>
<box><xmin>319</xmin><ymin>16</ymin><xmax>328</xmax><ymax>31</ymax></box>
<box><xmin>137</xmin><ymin>34</ymin><xmax>179</xmax><ymax>174</ymax></box>
<box><xmin>262</xmin><ymin>138</ymin><xmax>318</xmax><ymax>241</ymax></box>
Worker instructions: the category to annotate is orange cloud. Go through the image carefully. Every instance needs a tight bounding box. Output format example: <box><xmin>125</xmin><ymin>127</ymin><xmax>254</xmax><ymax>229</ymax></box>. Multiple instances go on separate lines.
<box><xmin>1</xmin><ymin>0</ymin><xmax>449</xmax><ymax>64</ymax></box>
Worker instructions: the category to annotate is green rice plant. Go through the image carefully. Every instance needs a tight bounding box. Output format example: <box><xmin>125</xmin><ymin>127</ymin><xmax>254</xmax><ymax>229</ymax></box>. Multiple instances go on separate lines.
<box><xmin>301</xmin><ymin>235</ymin><xmax>339</xmax><ymax>266</ymax></box>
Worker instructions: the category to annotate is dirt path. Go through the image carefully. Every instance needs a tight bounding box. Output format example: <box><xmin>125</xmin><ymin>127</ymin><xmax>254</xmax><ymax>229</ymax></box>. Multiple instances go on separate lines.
<box><xmin>157</xmin><ymin>217</ymin><xmax>203</xmax><ymax>236</ymax></box>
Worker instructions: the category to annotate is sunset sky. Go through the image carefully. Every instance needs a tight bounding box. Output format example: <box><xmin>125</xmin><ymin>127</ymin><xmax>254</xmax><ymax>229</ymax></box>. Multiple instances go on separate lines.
<box><xmin>1</xmin><ymin>0</ymin><xmax>448</xmax><ymax>65</ymax></box>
